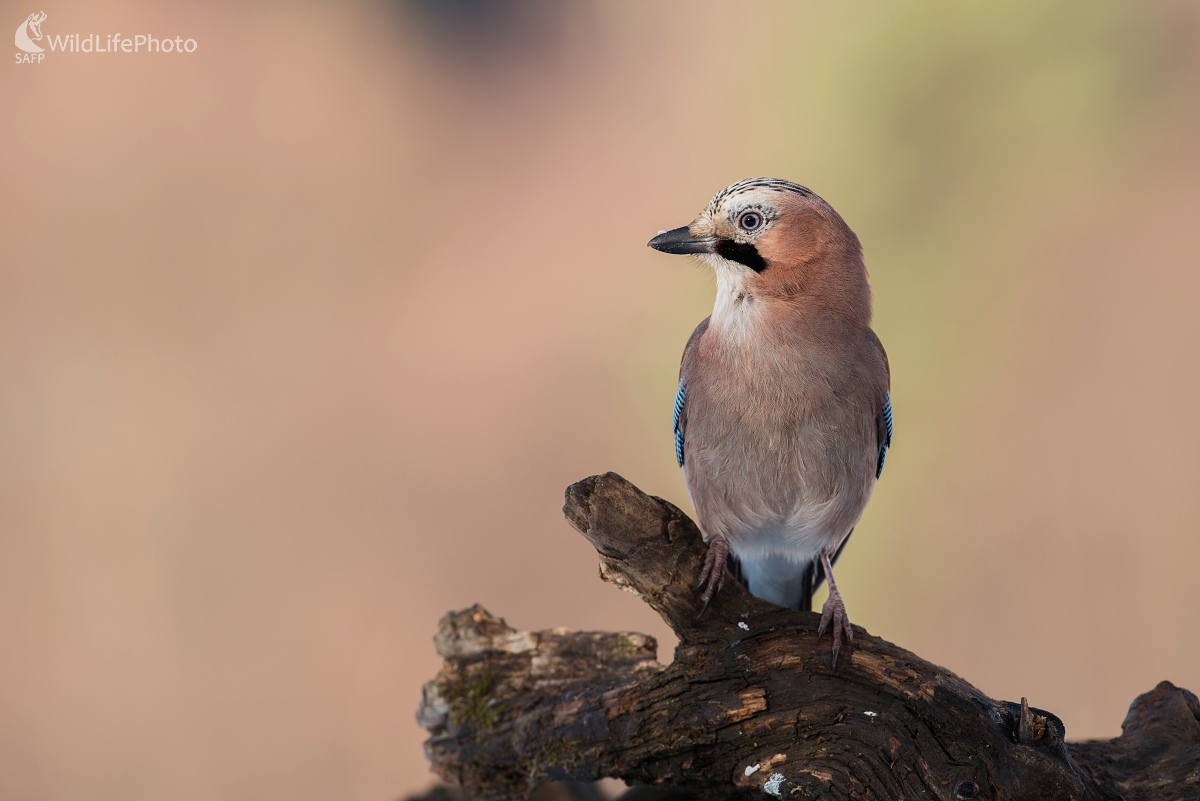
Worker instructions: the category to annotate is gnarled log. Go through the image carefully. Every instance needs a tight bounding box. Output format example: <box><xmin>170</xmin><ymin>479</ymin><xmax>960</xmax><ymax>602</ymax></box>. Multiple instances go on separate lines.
<box><xmin>418</xmin><ymin>473</ymin><xmax>1200</xmax><ymax>801</ymax></box>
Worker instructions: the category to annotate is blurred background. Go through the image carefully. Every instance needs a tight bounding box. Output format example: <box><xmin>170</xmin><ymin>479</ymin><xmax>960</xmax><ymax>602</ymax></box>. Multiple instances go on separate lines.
<box><xmin>2</xmin><ymin>1</ymin><xmax>1199</xmax><ymax>799</ymax></box>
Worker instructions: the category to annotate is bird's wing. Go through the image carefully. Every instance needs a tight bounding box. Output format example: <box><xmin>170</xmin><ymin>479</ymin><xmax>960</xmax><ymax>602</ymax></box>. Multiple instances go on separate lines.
<box><xmin>870</xmin><ymin>331</ymin><xmax>893</xmax><ymax>479</ymax></box>
<box><xmin>673</xmin><ymin>381</ymin><xmax>686</xmax><ymax>467</ymax></box>
<box><xmin>813</xmin><ymin>331</ymin><xmax>893</xmax><ymax>599</ymax></box>
<box><xmin>674</xmin><ymin>317</ymin><xmax>710</xmax><ymax>468</ymax></box>
<box><xmin>877</xmin><ymin>392</ymin><xmax>894</xmax><ymax>478</ymax></box>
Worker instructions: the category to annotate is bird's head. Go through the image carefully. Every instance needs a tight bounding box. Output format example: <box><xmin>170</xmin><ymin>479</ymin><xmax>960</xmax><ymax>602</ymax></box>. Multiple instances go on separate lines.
<box><xmin>648</xmin><ymin>178</ymin><xmax>869</xmax><ymax>319</ymax></box>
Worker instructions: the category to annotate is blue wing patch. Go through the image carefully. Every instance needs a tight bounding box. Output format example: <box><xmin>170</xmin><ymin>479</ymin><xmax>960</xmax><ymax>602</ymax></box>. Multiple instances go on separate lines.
<box><xmin>673</xmin><ymin>381</ymin><xmax>686</xmax><ymax>467</ymax></box>
<box><xmin>877</xmin><ymin>392</ymin><xmax>893</xmax><ymax>478</ymax></box>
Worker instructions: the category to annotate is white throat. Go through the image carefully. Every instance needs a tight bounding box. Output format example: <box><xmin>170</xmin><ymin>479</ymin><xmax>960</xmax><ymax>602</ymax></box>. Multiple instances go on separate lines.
<box><xmin>703</xmin><ymin>254</ymin><xmax>762</xmax><ymax>341</ymax></box>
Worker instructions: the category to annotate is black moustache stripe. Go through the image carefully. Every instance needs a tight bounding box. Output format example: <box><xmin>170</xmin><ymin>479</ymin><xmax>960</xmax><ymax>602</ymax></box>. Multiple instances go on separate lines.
<box><xmin>714</xmin><ymin>239</ymin><xmax>767</xmax><ymax>273</ymax></box>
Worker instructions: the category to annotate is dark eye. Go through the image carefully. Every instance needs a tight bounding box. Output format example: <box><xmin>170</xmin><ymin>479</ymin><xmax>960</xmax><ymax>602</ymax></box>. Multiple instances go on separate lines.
<box><xmin>738</xmin><ymin>211</ymin><xmax>764</xmax><ymax>232</ymax></box>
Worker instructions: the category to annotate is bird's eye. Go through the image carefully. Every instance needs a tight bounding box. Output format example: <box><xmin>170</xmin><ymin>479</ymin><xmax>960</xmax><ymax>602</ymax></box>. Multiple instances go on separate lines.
<box><xmin>738</xmin><ymin>211</ymin><xmax>764</xmax><ymax>232</ymax></box>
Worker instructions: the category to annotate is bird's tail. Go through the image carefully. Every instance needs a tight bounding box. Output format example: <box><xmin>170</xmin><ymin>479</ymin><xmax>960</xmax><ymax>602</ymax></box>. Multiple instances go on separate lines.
<box><xmin>728</xmin><ymin>554</ymin><xmax>815</xmax><ymax>612</ymax></box>
<box><xmin>729</xmin><ymin>529</ymin><xmax>855</xmax><ymax>612</ymax></box>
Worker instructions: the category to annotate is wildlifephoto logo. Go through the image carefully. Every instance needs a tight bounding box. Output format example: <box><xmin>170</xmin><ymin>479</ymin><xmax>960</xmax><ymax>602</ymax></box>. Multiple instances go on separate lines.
<box><xmin>15</xmin><ymin>11</ymin><xmax>198</xmax><ymax>65</ymax></box>
<box><xmin>14</xmin><ymin>11</ymin><xmax>46</xmax><ymax>59</ymax></box>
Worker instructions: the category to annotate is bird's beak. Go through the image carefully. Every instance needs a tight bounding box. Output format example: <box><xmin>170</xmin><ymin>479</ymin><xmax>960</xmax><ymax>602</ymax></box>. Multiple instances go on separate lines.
<box><xmin>647</xmin><ymin>226</ymin><xmax>717</xmax><ymax>255</ymax></box>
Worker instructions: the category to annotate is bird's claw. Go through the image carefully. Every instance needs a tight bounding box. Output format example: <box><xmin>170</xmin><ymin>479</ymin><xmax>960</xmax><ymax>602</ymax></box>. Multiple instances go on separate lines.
<box><xmin>695</xmin><ymin>536</ymin><xmax>730</xmax><ymax>617</ymax></box>
<box><xmin>817</xmin><ymin>590</ymin><xmax>854</xmax><ymax>668</ymax></box>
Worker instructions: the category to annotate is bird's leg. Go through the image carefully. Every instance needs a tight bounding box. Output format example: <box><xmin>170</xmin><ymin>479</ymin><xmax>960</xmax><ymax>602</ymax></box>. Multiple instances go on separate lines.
<box><xmin>695</xmin><ymin>536</ymin><xmax>730</xmax><ymax>616</ymax></box>
<box><xmin>816</xmin><ymin>551</ymin><xmax>854</xmax><ymax>667</ymax></box>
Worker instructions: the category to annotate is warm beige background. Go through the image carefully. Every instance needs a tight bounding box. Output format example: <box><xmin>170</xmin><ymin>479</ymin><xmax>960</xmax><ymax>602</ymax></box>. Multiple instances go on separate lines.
<box><xmin>2</xmin><ymin>2</ymin><xmax>1199</xmax><ymax>799</ymax></box>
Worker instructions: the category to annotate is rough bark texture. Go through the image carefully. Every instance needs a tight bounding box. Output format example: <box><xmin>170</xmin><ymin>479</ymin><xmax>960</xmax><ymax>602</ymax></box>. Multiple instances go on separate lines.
<box><xmin>417</xmin><ymin>473</ymin><xmax>1200</xmax><ymax>801</ymax></box>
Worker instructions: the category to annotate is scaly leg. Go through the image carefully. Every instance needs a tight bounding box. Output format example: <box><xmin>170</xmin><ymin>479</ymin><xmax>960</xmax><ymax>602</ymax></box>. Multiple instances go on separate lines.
<box><xmin>816</xmin><ymin>551</ymin><xmax>854</xmax><ymax>667</ymax></box>
<box><xmin>695</xmin><ymin>536</ymin><xmax>730</xmax><ymax>616</ymax></box>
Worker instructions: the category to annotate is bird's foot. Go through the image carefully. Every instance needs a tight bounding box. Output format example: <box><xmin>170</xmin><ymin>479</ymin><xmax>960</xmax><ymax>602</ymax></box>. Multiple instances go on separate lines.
<box><xmin>817</xmin><ymin>584</ymin><xmax>854</xmax><ymax>668</ymax></box>
<box><xmin>695</xmin><ymin>536</ymin><xmax>730</xmax><ymax>617</ymax></box>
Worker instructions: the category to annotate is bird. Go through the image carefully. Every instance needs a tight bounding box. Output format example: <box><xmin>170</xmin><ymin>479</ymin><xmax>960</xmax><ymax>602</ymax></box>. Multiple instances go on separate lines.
<box><xmin>648</xmin><ymin>178</ymin><xmax>892</xmax><ymax>664</ymax></box>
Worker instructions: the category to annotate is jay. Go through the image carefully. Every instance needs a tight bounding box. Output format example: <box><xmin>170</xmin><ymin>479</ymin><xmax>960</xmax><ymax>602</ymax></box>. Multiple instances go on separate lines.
<box><xmin>649</xmin><ymin>178</ymin><xmax>892</xmax><ymax>664</ymax></box>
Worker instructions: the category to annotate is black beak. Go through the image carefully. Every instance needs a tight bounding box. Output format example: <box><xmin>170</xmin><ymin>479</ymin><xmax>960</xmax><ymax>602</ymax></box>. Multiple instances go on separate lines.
<box><xmin>647</xmin><ymin>226</ymin><xmax>716</xmax><ymax>255</ymax></box>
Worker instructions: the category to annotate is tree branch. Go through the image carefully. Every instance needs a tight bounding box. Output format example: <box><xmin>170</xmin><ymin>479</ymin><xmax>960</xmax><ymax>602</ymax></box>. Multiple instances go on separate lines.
<box><xmin>418</xmin><ymin>473</ymin><xmax>1200</xmax><ymax>801</ymax></box>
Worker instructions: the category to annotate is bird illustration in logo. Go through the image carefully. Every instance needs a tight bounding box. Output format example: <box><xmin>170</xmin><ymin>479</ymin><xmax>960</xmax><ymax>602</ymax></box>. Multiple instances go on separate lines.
<box><xmin>15</xmin><ymin>11</ymin><xmax>47</xmax><ymax>53</ymax></box>
<box><xmin>648</xmin><ymin>179</ymin><xmax>893</xmax><ymax>666</ymax></box>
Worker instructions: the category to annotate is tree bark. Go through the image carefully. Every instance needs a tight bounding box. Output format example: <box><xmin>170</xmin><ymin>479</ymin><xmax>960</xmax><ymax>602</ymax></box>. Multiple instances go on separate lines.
<box><xmin>417</xmin><ymin>473</ymin><xmax>1200</xmax><ymax>801</ymax></box>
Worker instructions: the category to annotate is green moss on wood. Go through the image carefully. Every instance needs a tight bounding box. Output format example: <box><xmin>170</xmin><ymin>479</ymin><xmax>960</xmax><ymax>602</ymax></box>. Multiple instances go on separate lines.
<box><xmin>444</xmin><ymin>661</ymin><xmax>505</xmax><ymax>732</ymax></box>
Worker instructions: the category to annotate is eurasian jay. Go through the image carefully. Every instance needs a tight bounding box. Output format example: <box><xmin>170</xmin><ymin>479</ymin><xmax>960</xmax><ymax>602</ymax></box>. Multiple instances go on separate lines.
<box><xmin>648</xmin><ymin>178</ymin><xmax>892</xmax><ymax>664</ymax></box>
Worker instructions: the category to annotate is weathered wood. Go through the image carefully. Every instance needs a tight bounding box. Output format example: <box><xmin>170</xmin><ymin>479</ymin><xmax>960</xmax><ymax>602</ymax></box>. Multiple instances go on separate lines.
<box><xmin>417</xmin><ymin>473</ymin><xmax>1200</xmax><ymax>801</ymax></box>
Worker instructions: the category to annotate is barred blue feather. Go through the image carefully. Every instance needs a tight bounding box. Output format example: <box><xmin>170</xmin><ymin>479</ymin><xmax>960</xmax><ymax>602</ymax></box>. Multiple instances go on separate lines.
<box><xmin>673</xmin><ymin>381</ymin><xmax>687</xmax><ymax>467</ymax></box>
<box><xmin>877</xmin><ymin>392</ymin><xmax>893</xmax><ymax>478</ymax></box>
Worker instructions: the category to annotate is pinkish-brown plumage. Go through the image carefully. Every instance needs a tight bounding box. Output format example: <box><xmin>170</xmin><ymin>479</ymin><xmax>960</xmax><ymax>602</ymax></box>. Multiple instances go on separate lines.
<box><xmin>649</xmin><ymin>178</ymin><xmax>892</xmax><ymax>664</ymax></box>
